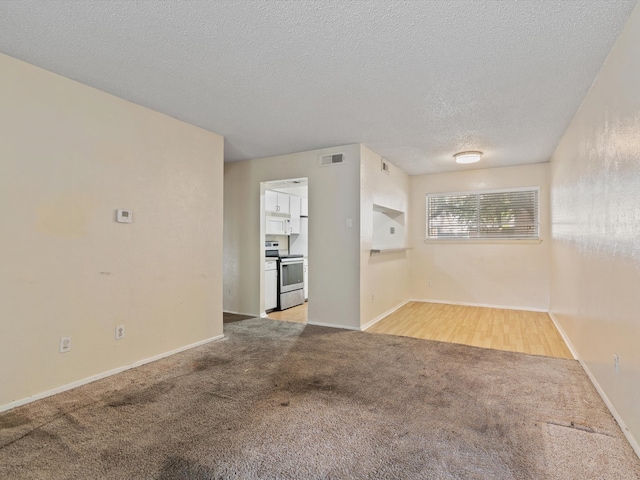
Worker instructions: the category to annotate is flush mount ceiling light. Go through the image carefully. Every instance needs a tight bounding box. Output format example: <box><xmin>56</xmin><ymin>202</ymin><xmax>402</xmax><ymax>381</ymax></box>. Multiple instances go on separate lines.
<box><xmin>454</xmin><ymin>151</ymin><xmax>482</xmax><ymax>164</ymax></box>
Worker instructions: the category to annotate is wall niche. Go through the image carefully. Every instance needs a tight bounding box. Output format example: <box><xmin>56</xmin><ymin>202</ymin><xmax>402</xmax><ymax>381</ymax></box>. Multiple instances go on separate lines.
<box><xmin>371</xmin><ymin>204</ymin><xmax>408</xmax><ymax>253</ymax></box>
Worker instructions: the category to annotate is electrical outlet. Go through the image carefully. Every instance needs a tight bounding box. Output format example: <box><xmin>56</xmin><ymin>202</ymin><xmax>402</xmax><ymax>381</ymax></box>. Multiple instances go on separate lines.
<box><xmin>428</xmin><ymin>280</ymin><xmax>432</xmax><ymax>287</ymax></box>
<box><xmin>346</xmin><ymin>218</ymin><xmax>353</xmax><ymax>228</ymax></box>
<box><xmin>227</xmin><ymin>288</ymin><xmax>232</xmax><ymax>295</ymax></box>
<box><xmin>59</xmin><ymin>336</ymin><xmax>72</xmax><ymax>353</ymax></box>
<box><xmin>115</xmin><ymin>325</ymin><xmax>125</xmax><ymax>340</ymax></box>
<box><xmin>614</xmin><ymin>353</ymin><xmax>619</xmax><ymax>373</ymax></box>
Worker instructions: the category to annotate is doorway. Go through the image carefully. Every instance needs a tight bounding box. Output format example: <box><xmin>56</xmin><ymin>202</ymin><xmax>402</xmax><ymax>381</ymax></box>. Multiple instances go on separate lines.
<box><xmin>262</xmin><ymin>177</ymin><xmax>309</xmax><ymax>324</ymax></box>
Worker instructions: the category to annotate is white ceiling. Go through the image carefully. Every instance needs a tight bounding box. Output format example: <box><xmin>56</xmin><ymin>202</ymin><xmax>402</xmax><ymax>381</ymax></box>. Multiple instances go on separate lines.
<box><xmin>0</xmin><ymin>1</ymin><xmax>636</xmax><ymax>175</ymax></box>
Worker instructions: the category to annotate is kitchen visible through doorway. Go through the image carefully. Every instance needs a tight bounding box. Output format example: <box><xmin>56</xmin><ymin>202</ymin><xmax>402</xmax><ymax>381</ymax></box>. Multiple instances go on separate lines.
<box><xmin>262</xmin><ymin>177</ymin><xmax>309</xmax><ymax>324</ymax></box>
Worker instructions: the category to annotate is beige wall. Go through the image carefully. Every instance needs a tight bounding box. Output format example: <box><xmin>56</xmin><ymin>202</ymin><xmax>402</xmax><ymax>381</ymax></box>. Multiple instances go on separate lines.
<box><xmin>0</xmin><ymin>54</ymin><xmax>224</xmax><ymax>408</ymax></box>
<box><xmin>224</xmin><ymin>145</ymin><xmax>361</xmax><ymax>329</ymax></box>
<box><xmin>409</xmin><ymin>164</ymin><xmax>551</xmax><ymax>310</ymax></box>
<box><xmin>359</xmin><ymin>146</ymin><xmax>411</xmax><ymax>327</ymax></box>
<box><xmin>550</xmin><ymin>2</ymin><xmax>640</xmax><ymax>451</ymax></box>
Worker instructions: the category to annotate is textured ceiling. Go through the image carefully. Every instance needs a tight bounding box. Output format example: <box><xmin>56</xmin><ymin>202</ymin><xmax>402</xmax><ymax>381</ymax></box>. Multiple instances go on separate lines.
<box><xmin>0</xmin><ymin>0</ymin><xmax>636</xmax><ymax>175</ymax></box>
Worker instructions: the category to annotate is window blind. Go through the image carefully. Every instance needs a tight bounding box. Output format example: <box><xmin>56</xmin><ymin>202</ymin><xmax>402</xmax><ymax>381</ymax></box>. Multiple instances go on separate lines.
<box><xmin>426</xmin><ymin>187</ymin><xmax>539</xmax><ymax>239</ymax></box>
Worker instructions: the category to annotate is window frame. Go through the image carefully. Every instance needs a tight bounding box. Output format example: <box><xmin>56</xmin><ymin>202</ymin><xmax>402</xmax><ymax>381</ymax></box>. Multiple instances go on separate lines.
<box><xmin>426</xmin><ymin>186</ymin><xmax>540</xmax><ymax>242</ymax></box>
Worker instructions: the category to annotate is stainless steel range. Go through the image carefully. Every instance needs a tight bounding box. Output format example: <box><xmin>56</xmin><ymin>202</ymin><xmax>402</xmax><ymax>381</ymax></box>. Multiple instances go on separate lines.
<box><xmin>265</xmin><ymin>241</ymin><xmax>305</xmax><ymax>310</ymax></box>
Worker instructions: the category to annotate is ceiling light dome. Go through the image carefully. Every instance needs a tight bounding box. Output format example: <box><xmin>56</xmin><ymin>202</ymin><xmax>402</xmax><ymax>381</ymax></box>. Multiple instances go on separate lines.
<box><xmin>454</xmin><ymin>151</ymin><xmax>482</xmax><ymax>164</ymax></box>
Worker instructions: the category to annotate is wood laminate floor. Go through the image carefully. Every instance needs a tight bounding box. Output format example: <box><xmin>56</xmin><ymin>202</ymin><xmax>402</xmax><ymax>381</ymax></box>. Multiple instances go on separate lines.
<box><xmin>267</xmin><ymin>302</ymin><xmax>308</xmax><ymax>324</ymax></box>
<box><xmin>367</xmin><ymin>302</ymin><xmax>573</xmax><ymax>359</ymax></box>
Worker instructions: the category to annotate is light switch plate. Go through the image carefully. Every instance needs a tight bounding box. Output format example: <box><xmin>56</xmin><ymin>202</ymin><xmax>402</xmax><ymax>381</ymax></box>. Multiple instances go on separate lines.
<box><xmin>59</xmin><ymin>336</ymin><xmax>72</xmax><ymax>353</ymax></box>
<box><xmin>116</xmin><ymin>209</ymin><xmax>132</xmax><ymax>223</ymax></box>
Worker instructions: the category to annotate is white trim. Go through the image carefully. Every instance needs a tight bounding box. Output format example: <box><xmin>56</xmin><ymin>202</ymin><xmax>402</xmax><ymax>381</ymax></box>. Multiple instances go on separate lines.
<box><xmin>426</xmin><ymin>185</ymin><xmax>540</xmax><ymax>198</ymax></box>
<box><xmin>424</xmin><ymin>238</ymin><xmax>542</xmax><ymax>245</ymax></box>
<box><xmin>306</xmin><ymin>320</ymin><xmax>360</xmax><ymax>331</ymax></box>
<box><xmin>223</xmin><ymin>310</ymin><xmax>258</xmax><ymax>317</ymax></box>
<box><xmin>547</xmin><ymin>312</ymin><xmax>578</xmax><ymax>360</ymax></box>
<box><xmin>0</xmin><ymin>334</ymin><xmax>225</xmax><ymax>414</ymax></box>
<box><xmin>361</xmin><ymin>299</ymin><xmax>412</xmax><ymax>331</ymax></box>
<box><xmin>548</xmin><ymin>312</ymin><xmax>640</xmax><ymax>460</ymax></box>
<box><xmin>411</xmin><ymin>298</ymin><xmax>548</xmax><ymax>313</ymax></box>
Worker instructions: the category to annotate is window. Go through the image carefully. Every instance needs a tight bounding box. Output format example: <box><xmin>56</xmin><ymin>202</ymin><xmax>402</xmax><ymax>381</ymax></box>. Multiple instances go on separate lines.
<box><xmin>426</xmin><ymin>187</ymin><xmax>539</xmax><ymax>240</ymax></box>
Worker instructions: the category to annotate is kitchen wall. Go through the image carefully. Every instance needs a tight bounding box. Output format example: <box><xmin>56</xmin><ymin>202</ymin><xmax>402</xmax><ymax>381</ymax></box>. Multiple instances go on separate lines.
<box><xmin>359</xmin><ymin>146</ymin><xmax>411</xmax><ymax>328</ymax></box>
<box><xmin>271</xmin><ymin>185</ymin><xmax>308</xmax><ymax>198</ymax></box>
<box><xmin>550</xmin><ymin>2</ymin><xmax>640</xmax><ymax>453</ymax></box>
<box><xmin>408</xmin><ymin>163</ymin><xmax>551</xmax><ymax>311</ymax></box>
<box><xmin>224</xmin><ymin>145</ymin><xmax>361</xmax><ymax>329</ymax></box>
<box><xmin>0</xmin><ymin>54</ymin><xmax>224</xmax><ymax>409</ymax></box>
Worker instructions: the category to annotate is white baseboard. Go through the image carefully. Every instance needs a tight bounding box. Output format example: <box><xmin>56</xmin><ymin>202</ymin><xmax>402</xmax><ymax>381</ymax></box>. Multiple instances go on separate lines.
<box><xmin>547</xmin><ymin>312</ymin><xmax>578</xmax><ymax>360</ymax></box>
<box><xmin>306</xmin><ymin>320</ymin><xmax>361</xmax><ymax>331</ymax></box>
<box><xmin>223</xmin><ymin>309</ymin><xmax>258</xmax><ymax>317</ymax></box>
<box><xmin>548</xmin><ymin>312</ymin><xmax>640</xmax><ymax>460</ymax></box>
<box><xmin>361</xmin><ymin>299</ymin><xmax>412</xmax><ymax>331</ymax></box>
<box><xmin>412</xmin><ymin>298</ymin><xmax>548</xmax><ymax>313</ymax></box>
<box><xmin>0</xmin><ymin>334</ymin><xmax>225</xmax><ymax>414</ymax></box>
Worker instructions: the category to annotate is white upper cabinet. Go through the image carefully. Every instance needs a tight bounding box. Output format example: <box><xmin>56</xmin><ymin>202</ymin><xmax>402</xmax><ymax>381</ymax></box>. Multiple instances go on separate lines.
<box><xmin>300</xmin><ymin>197</ymin><xmax>308</xmax><ymax>217</ymax></box>
<box><xmin>265</xmin><ymin>190</ymin><xmax>290</xmax><ymax>214</ymax></box>
<box><xmin>265</xmin><ymin>190</ymin><xmax>278</xmax><ymax>213</ymax></box>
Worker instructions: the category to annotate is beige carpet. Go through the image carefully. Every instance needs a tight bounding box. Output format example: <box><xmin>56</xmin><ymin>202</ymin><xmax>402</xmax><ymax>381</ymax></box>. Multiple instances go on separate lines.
<box><xmin>1</xmin><ymin>317</ymin><xmax>639</xmax><ymax>479</ymax></box>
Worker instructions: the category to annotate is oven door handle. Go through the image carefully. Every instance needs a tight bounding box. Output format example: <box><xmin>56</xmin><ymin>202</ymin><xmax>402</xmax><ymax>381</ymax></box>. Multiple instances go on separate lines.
<box><xmin>280</xmin><ymin>258</ymin><xmax>304</xmax><ymax>265</ymax></box>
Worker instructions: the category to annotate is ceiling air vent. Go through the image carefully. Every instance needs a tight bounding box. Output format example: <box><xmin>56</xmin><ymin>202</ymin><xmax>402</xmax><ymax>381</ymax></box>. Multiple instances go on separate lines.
<box><xmin>319</xmin><ymin>153</ymin><xmax>345</xmax><ymax>167</ymax></box>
